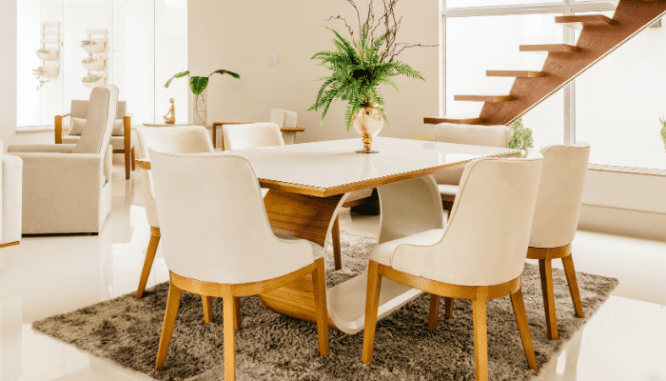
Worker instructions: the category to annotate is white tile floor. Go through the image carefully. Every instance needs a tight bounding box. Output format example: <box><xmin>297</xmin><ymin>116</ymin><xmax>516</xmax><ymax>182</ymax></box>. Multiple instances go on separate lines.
<box><xmin>1</xmin><ymin>165</ymin><xmax>665</xmax><ymax>381</ymax></box>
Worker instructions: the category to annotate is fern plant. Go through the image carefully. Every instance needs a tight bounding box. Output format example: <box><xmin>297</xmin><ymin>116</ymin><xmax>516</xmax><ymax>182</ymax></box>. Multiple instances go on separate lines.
<box><xmin>508</xmin><ymin>118</ymin><xmax>534</xmax><ymax>151</ymax></box>
<box><xmin>308</xmin><ymin>0</ymin><xmax>435</xmax><ymax>131</ymax></box>
<box><xmin>660</xmin><ymin>119</ymin><xmax>666</xmax><ymax>152</ymax></box>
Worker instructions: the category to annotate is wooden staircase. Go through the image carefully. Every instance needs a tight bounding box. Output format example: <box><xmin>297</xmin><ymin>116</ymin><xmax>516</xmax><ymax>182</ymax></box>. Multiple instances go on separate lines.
<box><xmin>426</xmin><ymin>0</ymin><xmax>666</xmax><ymax>126</ymax></box>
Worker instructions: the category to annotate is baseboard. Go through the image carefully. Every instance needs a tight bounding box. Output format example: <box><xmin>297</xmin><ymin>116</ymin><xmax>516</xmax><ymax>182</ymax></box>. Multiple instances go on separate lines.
<box><xmin>578</xmin><ymin>204</ymin><xmax>666</xmax><ymax>242</ymax></box>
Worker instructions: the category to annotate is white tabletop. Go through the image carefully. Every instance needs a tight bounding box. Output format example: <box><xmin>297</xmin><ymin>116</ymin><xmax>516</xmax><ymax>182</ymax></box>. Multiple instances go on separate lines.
<box><xmin>232</xmin><ymin>137</ymin><xmax>518</xmax><ymax>197</ymax></box>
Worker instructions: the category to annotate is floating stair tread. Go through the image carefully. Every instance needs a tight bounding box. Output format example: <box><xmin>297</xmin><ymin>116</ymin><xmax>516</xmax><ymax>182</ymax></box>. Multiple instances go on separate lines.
<box><xmin>487</xmin><ymin>70</ymin><xmax>547</xmax><ymax>78</ymax></box>
<box><xmin>424</xmin><ymin>115</ymin><xmax>484</xmax><ymax>125</ymax></box>
<box><xmin>555</xmin><ymin>15</ymin><xmax>619</xmax><ymax>29</ymax></box>
<box><xmin>454</xmin><ymin>95</ymin><xmax>514</xmax><ymax>102</ymax></box>
<box><xmin>519</xmin><ymin>44</ymin><xmax>580</xmax><ymax>53</ymax></box>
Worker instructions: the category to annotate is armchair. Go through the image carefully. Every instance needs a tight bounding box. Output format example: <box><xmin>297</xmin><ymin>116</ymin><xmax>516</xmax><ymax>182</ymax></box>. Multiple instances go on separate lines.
<box><xmin>55</xmin><ymin>100</ymin><xmax>134</xmax><ymax>179</ymax></box>
<box><xmin>8</xmin><ymin>85</ymin><xmax>119</xmax><ymax>235</ymax></box>
<box><xmin>0</xmin><ymin>141</ymin><xmax>22</xmax><ymax>248</ymax></box>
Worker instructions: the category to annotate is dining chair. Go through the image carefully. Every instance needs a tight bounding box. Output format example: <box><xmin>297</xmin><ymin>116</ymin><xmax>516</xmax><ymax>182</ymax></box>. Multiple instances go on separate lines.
<box><xmin>222</xmin><ymin>122</ymin><xmax>285</xmax><ymax>150</ymax></box>
<box><xmin>134</xmin><ymin>126</ymin><xmax>214</xmax><ymax>298</ymax></box>
<box><xmin>222</xmin><ymin>122</ymin><xmax>370</xmax><ymax>270</ymax></box>
<box><xmin>433</xmin><ymin>123</ymin><xmax>510</xmax><ymax>211</ymax></box>
<box><xmin>362</xmin><ymin>155</ymin><xmax>543</xmax><ymax>381</ymax></box>
<box><xmin>527</xmin><ymin>143</ymin><xmax>590</xmax><ymax>340</ymax></box>
<box><xmin>55</xmin><ymin>100</ymin><xmax>134</xmax><ymax>179</ymax></box>
<box><xmin>7</xmin><ymin>85</ymin><xmax>118</xmax><ymax>235</ymax></box>
<box><xmin>150</xmin><ymin>150</ymin><xmax>330</xmax><ymax>380</ymax></box>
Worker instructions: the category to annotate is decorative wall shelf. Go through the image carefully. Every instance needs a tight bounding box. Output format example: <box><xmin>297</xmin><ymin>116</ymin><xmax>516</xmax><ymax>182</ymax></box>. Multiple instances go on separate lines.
<box><xmin>81</xmin><ymin>29</ymin><xmax>108</xmax><ymax>89</ymax></box>
<box><xmin>33</xmin><ymin>22</ymin><xmax>60</xmax><ymax>88</ymax></box>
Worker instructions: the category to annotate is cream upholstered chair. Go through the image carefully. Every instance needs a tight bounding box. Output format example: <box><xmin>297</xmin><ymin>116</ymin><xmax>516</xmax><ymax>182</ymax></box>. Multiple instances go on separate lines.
<box><xmin>433</xmin><ymin>123</ymin><xmax>510</xmax><ymax>211</ymax></box>
<box><xmin>362</xmin><ymin>156</ymin><xmax>543</xmax><ymax>380</ymax></box>
<box><xmin>270</xmin><ymin>108</ymin><xmax>300</xmax><ymax>144</ymax></box>
<box><xmin>55</xmin><ymin>100</ymin><xmax>134</xmax><ymax>179</ymax></box>
<box><xmin>134</xmin><ymin>126</ymin><xmax>214</xmax><ymax>298</ymax></box>
<box><xmin>0</xmin><ymin>142</ymin><xmax>22</xmax><ymax>249</ymax></box>
<box><xmin>222</xmin><ymin>122</ymin><xmax>370</xmax><ymax>269</ymax></box>
<box><xmin>150</xmin><ymin>151</ymin><xmax>330</xmax><ymax>380</ymax></box>
<box><xmin>8</xmin><ymin>85</ymin><xmax>118</xmax><ymax>235</ymax></box>
<box><xmin>222</xmin><ymin>122</ymin><xmax>285</xmax><ymax>150</ymax></box>
<box><xmin>528</xmin><ymin>143</ymin><xmax>590</xmax><ymax>340</ymax></box>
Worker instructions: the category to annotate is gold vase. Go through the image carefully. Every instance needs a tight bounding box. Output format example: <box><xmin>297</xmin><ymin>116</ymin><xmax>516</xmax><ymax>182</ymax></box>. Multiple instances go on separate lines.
<box><xmin>352</xmin><ymin>105</ymin><xmax>384</xmax><ymax>154</ymax></box>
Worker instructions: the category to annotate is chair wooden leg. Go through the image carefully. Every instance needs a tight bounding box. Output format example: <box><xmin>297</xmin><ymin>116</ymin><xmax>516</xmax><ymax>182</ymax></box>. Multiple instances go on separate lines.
<box><xmin>135</xmin><ymin>230</ymin><xmax>160</xmax><ymax>298</ymax></box>
<box><xmin>472</xmin><ymin>298</ymin><xmax>489</xmax><ymax>381</ymax></box>
<box><xmin>202</xmin><ymin>295</ymin><xmax>213</xmax><ymax>324</ymax></box>
<box><xmin>428</xmin><ymin>294</ymin><xmax>440</xmax><ymax>332</ymax></box>
<box><xmin>539</xmin><ymin>258</ymin><xmax>559</xmax><ymax>340</ymax></box>
<box><xmin>311</xmin><ymin>258</ymin><xmax>330</xmax><ymax>356</ymax></box>
<box><xmin>234</xmin><ymin>297</ymin><xmax>241</xmax><ymax>331</ymax></box>
<box><xmin>224</xmin><ymin>296</ymin><xmax>237</xmax><ymax>381</ymax></box>
<box><xmin>362</xmin><ymin>260</ymin><xmax>382</xmax><ymax>364</ymax></box>
<box><xmin>131</xmin><ymin>146</ymin><xmax>136</xmax><ymax>171</ymax></box>
<box><xmin>444</xmin><ymin>297</ymin><xmax>455</xmax><ymax>318</ymax></box>
<box><xmin>155</xmin><ymin>282</ymin><xmax>183</xmax><ymax>370</ymax></box>
<box><xmin>562</xmin><ymin>254</ymin><xmax>585</xmax><ymax>318</ymax></box>
<box><xmin>125</xmin><ymin>149</ymin><xmax>131</xmax><ymax>179</ymax></box>
<box><xmin>510</xmin><ymin>287</ymin><xmax>539</xmax><ymax>371</ymax></box>
<box><xmin>332</xmin><ymin>217</ymin><xmax>342</xmax><ymax>270</ymax></box>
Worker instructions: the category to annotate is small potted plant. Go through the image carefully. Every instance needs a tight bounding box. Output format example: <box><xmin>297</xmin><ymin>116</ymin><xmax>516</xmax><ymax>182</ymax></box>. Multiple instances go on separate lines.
<box><xmin>165</xmin><ymin>69</ymin><xmax>240</xmax><ymax>125</ymax></box>
<box><xmin>36</xmin><ymin>48</ymin><xmax>58</xmax><ymax>61</ymax></box>
<box><xmin>82</xmin><ymin>74</ymin><xmax>106</xmax><ymax>88</ymax></box>
<box><xmin>508</xmin><ymin>118</ymin><xmax>534</xmax><ymax>154</ymax></box>
<box><xmin>308</xmin><ymin>0</ymin><xmax>435</xmax><ymax>153</ymax></box>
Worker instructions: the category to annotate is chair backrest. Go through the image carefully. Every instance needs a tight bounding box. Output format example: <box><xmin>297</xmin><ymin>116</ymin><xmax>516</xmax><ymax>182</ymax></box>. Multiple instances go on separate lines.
<box><xmin>432</xmin><ymin>123</ymin><xmax>510</xmax><ymax>185</ymax></box>
<box><xmin>149</xmin><ymin>151</ymin><xmax>315</xmax><ymax>284</ymax></box>
<box><xmin>69</xmin><ymin>100</ymin><xmax>127</xmax><ymax>136</ymax></box>
<box><xmin>72</xmin><ymin>85</ymin><xmax>119</xmax><ymax>154</ymax></box>
<box><xmin>136</xmin><ymin>126</ymin><xmax>214</xmax><ymax>228</ymax></box>
<box><xmin>270</xmin><ymin>109</ymin><xmax>297</xmax><ymax>128</ymax></box>
<box><xmin>391</xmin><ymin>156</ymin><xmax>543</xmax><ymax>286</ymax></box>
<box><xmin>223</xmin><ymin>123</ymin><xmax>284</xmax><ymax>150</ymax></box>
<box><xmin>530</xmin><ymin>143</ymin><xmax>590</xmax><ymax>249</ymax></box>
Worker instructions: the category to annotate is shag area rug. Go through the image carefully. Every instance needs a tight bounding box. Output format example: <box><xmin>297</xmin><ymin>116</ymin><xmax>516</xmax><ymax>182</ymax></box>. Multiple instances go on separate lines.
<box><xmin>33</xmin><ymin>232</ymin><xmax>618</xmax><ymax>381</ymax></box>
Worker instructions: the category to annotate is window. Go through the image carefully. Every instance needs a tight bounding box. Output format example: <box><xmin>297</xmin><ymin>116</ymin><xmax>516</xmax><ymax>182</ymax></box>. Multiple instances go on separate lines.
<box><xmin>442</xmin><ymin>1</ymin><xmax>666</xmax><ymax>170</ymax></box>
<box><xmin>16</xmin><ymin>0</ymin><xmax>188</xmax><ymax>128</ymax></box>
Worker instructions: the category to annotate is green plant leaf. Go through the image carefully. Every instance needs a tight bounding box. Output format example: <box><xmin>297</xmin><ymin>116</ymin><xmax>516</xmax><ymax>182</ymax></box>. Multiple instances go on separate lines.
<box><xmin>189</xmin><ymin>76</ymin><xmax>209</xmax><ymax>96</ymax></box>
<box><xmin>164</xmin><ymin>70</ymin><xmax>190</xmax><ymax>88</ymax></box>
<box><xmin>209</xmin><ymin>69</ymin><xmax>240</xmax><ymax>79</ymax></box>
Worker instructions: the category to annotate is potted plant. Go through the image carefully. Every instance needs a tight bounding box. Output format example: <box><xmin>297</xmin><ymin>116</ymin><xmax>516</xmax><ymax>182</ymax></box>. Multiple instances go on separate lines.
<box><xmin>508</xmin><ymin>118</ymin><xmax>534</xmax><ymax>153</ymax></box>
<box><xmin>308</xmin><ymin>0</ymin><xmax>435</xmax><ymax>153</ymax></box>
<box><xmin>165</xmin><ymin>69</ymin><xmax>240</xmax><ymax>125</ymax></box>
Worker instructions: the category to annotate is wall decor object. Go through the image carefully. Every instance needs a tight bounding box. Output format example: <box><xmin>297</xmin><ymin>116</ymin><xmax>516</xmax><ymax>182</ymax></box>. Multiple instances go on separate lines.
<box><xmin>164</xmin><ymin>69</ymin><xmax>240</xmax><ymax>125</ymax></box>
<box><xmin>163</xmin><ymin>98</ymin><xmax>176</xmax><ymax>124</ymax></box>
<box><xmin>33</xmin><ymin>22</ymin><xmax>60</xmax><ymax>90</ymax></box>
<box><xmin>80</xmin><ymin>29</ymin><xmax>108</xmax><ymax>88</ymax></box>
<box><xmin>308</xmin><ymin>0</ymin><xmax>435</xmax><ymax>153</ymax></box>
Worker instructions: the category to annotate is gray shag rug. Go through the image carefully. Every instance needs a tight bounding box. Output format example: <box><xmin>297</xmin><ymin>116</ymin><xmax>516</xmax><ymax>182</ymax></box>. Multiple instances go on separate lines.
<box><xmin>33</xmin><ymin>231</ymin><xmax>618</xmax><ymax>381</ymax></box>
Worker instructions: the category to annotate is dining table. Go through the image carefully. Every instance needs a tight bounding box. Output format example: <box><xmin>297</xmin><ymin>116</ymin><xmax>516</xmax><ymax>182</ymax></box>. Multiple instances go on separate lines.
<box><xmin>136</xmin><ymin>136</ymin><xmax>519</xmax><ymax>334</ymax></box>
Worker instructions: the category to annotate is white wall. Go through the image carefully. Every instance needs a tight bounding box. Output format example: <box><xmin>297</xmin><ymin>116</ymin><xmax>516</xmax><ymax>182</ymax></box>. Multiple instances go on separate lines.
<box><xmin>0</xmin><ymin>0</ymin><xmax>18</xmax><ymax>143</ymax></box>
<box><xmin>187</xmin><ymin>0</ymin><xmax>439</xmax><ymax>143</ymax></box>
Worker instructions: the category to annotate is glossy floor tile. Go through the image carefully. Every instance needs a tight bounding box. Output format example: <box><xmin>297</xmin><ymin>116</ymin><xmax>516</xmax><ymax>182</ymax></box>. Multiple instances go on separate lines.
<box><xmin>1</xmin><ymin>165</ymin><xmax>665</xmax><ymax>380</ymax></box>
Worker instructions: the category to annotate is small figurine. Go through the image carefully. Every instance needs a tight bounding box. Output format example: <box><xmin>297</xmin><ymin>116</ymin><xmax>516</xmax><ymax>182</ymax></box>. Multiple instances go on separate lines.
<box><xmin>163</xmin><ymin>98</ymin><xmax>176</xmax><ymax>124</ymax></box>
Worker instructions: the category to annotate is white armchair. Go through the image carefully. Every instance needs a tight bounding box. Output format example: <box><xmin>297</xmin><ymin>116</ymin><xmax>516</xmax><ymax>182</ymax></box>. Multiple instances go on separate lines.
<box><xmin>269</xmin><ymin>108</ymin><xmax>303</xmax><ymax>145</ymax></box>
<box><xmin>222</xmin><ymin>122</ymin><xmax>285</xmax><ymax>150</ymax></box>
<box><xmin>0</xmin><ymin>141</ymin><xmax>22</xmax><ymax>248</ymax></box>
<box><xmin>8</xmin><ymin>85</ymin><xmax>119</xmax><ymax>235</ymax></box>
<box><xmin>528</xmin><ymin>143</ymin><xmax>590</xmax><ymax>340</ymax></box>
<box><xmin>149</xmin><ymin>151</ymin><xmax>329</xmax><ymax>380</ymax></box>
<box><xmin>134</xmin><ymin>126</ymin><xmax>214</xmax><ymax>298</ymax></box>
<box><xmin>361</xmin><ymin>156</ymin><xmax>543</xmax><ymax>380</ymax></box>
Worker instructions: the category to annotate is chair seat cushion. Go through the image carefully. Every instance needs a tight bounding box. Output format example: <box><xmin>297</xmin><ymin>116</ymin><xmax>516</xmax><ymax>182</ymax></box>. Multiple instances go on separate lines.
<box><xmin>64</xmin><ymin>136</ymin><xmax>126</xmax><ymax>151</ymax></box>
<box><xmin>367</xmin><ymin>229</ymin><xmax>444</xmax><ymax>267</ymax></box>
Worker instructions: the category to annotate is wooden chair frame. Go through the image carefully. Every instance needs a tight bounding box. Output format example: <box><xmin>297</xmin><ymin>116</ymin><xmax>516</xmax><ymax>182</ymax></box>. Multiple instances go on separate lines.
<box><xmin>441</xmin><ymin>244</ymin><xmax>584</xmax><ymax>341</ymax></box>
<box><xmin>56</xmin><ymin>114</ymin><xmax>135</xmax><ymax>179</ymax></box>
<box><xmin>135</xmin><ymin>226</ymin><xmax>161</xmax><ymax>298</ymax></box>
<box><xmin>527</xmin><ymin>243</ymin><xmax>584</xmax><ymax>340</ymax></box>
<box><xmin>155</xmin><ymin>258</ymin><xmax>330</xmax><ymax>381</ymax></box>
<box><xmin>362</xmin><ymin>260</ymin><xmax>538</xmax><ymax>381</ymax></box>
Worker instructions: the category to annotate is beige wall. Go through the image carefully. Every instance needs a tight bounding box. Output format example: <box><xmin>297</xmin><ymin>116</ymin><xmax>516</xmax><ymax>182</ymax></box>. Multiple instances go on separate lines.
<box><xmin>187</xmin><ymin>0</ymin><xmax>439</xmax><ymax>143</ymax></box>
<box><xmin>1</xmin><ymin>0</ymin><xmax>18</xmax><ymax>143</ymax></box>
